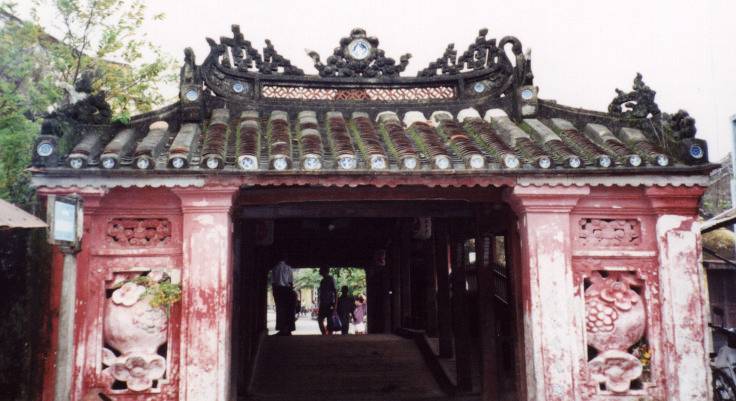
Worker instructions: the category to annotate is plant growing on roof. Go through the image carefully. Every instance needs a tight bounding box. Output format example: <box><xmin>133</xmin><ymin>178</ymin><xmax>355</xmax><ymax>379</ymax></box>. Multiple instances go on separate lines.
<box><xmin>348</xmin><ymin>114</ymin><xmax>387</xmax><ymax>164</ymax></box>
<box><xmin>462</xmin><ymin>118</ymin><xmax>511</xmax><ymax>163</ymax></box>
<box><xmin>377</xmin><ymin>120</ymin><xmax>401</xmax><ymax>160</ymax></box>
<box><xmin>348</xmin><ymin>120</ymin><xmax>370</xmax><ymax>160</ymax></box>
<box><xmin>406</xmin><ymin>124</ymin><xmax>432</xmax><ymax>160</ymax></box>
<box><xmin>433</xmin><ymin>120</ymin><xmax>464</xmax><ymax>159</ymax></box>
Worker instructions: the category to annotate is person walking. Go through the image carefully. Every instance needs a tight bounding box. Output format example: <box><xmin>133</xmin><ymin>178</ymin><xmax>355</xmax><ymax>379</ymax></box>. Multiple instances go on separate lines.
<box><xmin>353</xmin><ymin>295</ymin><xmax>367</xmax><ymax>335</ymax></box>
<box><xmin>271</xmin><ymin>254</ymin><xmax>294</xmax><ymax>336</ymax></box>
<box><xmin>336</xmin><ymin>286</ymin><xmax>356</xmax><ymax>335</ymax></box>
<box><xmin>317</xmin><ymin>267</ymin><xmax>337</xmax><ymax>335</ymax></box>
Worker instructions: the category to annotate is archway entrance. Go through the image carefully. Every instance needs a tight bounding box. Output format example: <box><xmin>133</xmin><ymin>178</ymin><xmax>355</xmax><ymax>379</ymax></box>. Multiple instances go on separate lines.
<box><xmin>230</xmin><ymin>186</ymin><xmax>522</xmax><ymax>401</ymax></box>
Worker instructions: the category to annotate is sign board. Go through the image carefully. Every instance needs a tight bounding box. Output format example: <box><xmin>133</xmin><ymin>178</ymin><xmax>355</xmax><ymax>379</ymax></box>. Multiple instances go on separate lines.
<box><xmin>47</xmin><ymin>195</ymin><xmax>83</xmax><ymax>248</ymax></box>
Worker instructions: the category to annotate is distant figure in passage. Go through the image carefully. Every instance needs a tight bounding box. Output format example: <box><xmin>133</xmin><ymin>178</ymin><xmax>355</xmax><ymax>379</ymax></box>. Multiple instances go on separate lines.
<box><xmin>271</xmin><ymin>254</ymin><xmax>295</xmax><ymax>336</ymax></box>
<box><xmin>353</xmin><ymin>294</ymin><xmax>367</xmax><ymax>335</ymax></box>
<box><xmin>317</xmin><ymin>267</ymin><xmax>337</xmax><ymax>335</ymax></box>
<box><xmin>336</xmin><ymin>286</ymin><xmax>355</xmax><ymax>335</ymax></box>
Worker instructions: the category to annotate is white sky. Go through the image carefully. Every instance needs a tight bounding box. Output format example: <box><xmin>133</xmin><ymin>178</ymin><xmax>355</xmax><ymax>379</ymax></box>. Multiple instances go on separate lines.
<box><xmin>19</xmin><ymin>0</ymin><xmax>736</xmax><ymax>161</ymax></box>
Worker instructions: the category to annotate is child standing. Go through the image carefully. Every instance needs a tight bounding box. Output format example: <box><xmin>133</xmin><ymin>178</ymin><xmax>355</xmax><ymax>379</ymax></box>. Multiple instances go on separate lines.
<box><xmin>353</xmin><ymin>295</ymin><xmax>367</xmax><ymax>335</ymax></box>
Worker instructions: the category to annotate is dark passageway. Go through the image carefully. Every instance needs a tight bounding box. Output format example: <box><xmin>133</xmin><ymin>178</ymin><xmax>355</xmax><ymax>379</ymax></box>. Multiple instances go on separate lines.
<box><xmin>231</xmin><ymin>191</ymin><xmax>521</xmax><ymax>401</ymax></box>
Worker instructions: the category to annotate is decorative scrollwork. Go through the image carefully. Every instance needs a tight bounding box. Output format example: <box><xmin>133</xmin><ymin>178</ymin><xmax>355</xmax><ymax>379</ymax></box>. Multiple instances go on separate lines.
<box><xmin>418</xmin><ymin>29</ymin><xmax>530</xmax><ymax>85</ymax></box>
<box><xmin>205</xmin><ymin>25</ymin><xmax>303</xmax><ymax>76</ymax></box>
<box><xmin>608</xmin><ymin>73</ymin><xmax>661</xmax><ymax>119</ymax></box>
<box><xmin>306</xmin><ymin>28</ymin><xmax>411</xmax><ymax>78</ymax></box>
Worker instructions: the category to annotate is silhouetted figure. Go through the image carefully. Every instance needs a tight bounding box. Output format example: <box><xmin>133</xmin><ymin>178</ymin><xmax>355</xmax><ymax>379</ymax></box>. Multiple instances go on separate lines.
<box><xmin>271</xmin><ymin>255</ymin><xmax>294</xmax><ymax>336</ymax></box>
<box><xmin>317</xmin><ymin>267</ymin><xmax>337</xmax><ymax>335</ymax></box>
<box><xmin>337</xmin><ymin>286</ymin><xmax>356</xmax><ymax>335</ymax></box>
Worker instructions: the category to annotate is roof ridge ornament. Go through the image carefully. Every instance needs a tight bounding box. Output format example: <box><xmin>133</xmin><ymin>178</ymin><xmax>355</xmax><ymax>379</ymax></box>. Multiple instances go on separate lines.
<box><xmin>306</xmin><ymin>28</ymin><xmax>411</xmax><ymax>78</ymax></box>
<box><xmin>418</xmin><ymin>29</ymin><xmax>530</xmax><ymax>82</ymax></box>
<box><xmin>608</xmin><ymin>73</ymin><xmax>661</xmax><ymax>119</ymax></box>
<box><xmin>206</xmin><ymin>24</ymin><xmax>304</xmax><ymax>76</ymax></box>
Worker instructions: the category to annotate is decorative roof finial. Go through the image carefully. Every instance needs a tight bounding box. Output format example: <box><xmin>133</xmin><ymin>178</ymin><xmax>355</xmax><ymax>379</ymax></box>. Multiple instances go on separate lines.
<box><xmin>608</xmin><ymin>73</ymin><xmax>661</xmax><ymax>119</ymax></box>
<box><xmin>306</xmin><ymin>28</ymin><xmax>411</xmax><ymax>78</ymax></box>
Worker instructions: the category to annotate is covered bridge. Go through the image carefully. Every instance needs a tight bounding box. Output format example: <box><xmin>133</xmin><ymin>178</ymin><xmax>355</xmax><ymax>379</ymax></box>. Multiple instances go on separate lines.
<box><xmin>30</xmin><ymin>27</ymin><xmax>714</xmax><ymax>401</ymax></box>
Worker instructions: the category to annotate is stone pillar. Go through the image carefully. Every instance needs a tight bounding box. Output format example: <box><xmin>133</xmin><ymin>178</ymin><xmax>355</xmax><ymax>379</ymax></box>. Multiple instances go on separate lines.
<box><xmin>505</xmin><ymin>185</ymin><xmax>589</xmax><ymax>401</ymax></box>
<box><xmin>646</xmin><ymin>186</ymin><xmax>710</xmax><ymax>401</ymax></box>
<box><xmin>174</xmin><ymin>186</ymin><xmax>238</xmax><ymax>401</ymax></box>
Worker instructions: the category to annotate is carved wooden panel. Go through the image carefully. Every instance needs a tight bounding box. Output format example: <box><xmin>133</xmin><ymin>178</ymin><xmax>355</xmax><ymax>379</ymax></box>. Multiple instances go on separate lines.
<box><xmin>578</xmin><ymin>218</ymin><xmax>641</xmax><ymax>247</ymax></box>
<box><xmin>106</xmin><ymin>218</ymin><xmax>172</xmax><ymax>247</ymax></box>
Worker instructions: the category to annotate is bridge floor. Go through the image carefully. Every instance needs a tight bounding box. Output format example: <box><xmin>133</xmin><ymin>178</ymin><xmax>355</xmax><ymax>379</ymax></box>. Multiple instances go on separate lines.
<box><xmin>245</xmin><ymin>334</ymin><xmax>472</xmax><ymax>401</ymax></box>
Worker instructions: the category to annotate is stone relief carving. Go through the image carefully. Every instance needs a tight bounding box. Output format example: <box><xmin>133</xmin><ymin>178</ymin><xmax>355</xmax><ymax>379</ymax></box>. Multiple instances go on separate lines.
<box><xmin>584</xmin><ymin>271</ymin><xmax>646</xmax><ymax>394</ymax></box>
<box><xmin>106</xmin><ymin>218</ymin><xmax>172</xmax><ymax>247</ymax></box>
<box><xmin>578</xmin><ymin>218</ymin><xmax>641</xmax><ymax>247</ymax></box>
<box><xmin>588</xmin><ymin>350</ymin><xmax>643</xmax><ymax>394</ymax></box>
<box><xmin>102</xmin><ymin>271</ymin><xmax>170</xmax><ymax>392</ymax></box>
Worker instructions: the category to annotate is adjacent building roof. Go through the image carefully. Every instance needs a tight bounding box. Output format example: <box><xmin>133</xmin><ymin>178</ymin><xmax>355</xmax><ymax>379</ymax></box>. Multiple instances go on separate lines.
<box><xmin>29</xmin><ymin>27</ymin><xmax>715</xmax><ymax>188</ymax></box>
<box><xmin>0</xmin><ymin>199</ymin><xmax>47</xmax><ymax>230</ymax></box>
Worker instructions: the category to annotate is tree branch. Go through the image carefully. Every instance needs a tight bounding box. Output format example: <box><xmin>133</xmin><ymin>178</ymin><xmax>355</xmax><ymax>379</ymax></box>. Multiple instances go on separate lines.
<box><xmin>72</xmin><ymin>0</ymin><xmax>99</xmax><ymax>84</ymax></box>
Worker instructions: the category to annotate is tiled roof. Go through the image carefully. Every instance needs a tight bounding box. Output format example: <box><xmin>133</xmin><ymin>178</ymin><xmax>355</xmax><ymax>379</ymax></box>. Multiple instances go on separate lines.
<box><xmin>50</xmin><ymin>106</ymin><xmax>706</xmax><ymax>174</ymax></box>
<box><xmin>29</xmin><ymin>27</ymin><xmax>714</xmax><ymax>182</ymax></box>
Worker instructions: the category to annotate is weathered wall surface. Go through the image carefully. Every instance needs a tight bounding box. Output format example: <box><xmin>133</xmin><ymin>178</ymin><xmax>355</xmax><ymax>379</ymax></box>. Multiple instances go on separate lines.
<box><xmin>0</xmin><ymin>227</ymin><xmax>52</xmax><ymax>401</ymax></box>
<box><xmin>507</xmin><ymin>185</ymin><xmax>710</xmax><ymax>401</ymax></box>
<box><xmin>39</xmin><ymin>183</ymin><xmax>711</xmax><ymax>401</ymax></box>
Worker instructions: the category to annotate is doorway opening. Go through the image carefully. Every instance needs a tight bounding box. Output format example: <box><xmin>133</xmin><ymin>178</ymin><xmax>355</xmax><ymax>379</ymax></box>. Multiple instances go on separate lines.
<box><xmin>267</xmin><ymin>267</ymin><xmax>367</xmax><ymax>335</ymax></box>
<box><xmin>231</xmin><ymin>186</ymin><xmax>523</xmax><ymax>401</ymax></box>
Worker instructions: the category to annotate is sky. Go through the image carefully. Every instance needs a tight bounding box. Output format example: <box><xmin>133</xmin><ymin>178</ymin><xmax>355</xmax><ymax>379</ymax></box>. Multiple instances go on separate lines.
<box><xmin>19</xmin><ymin>0</ymin><xmax>736</xmax><ymax>161</ymax></box>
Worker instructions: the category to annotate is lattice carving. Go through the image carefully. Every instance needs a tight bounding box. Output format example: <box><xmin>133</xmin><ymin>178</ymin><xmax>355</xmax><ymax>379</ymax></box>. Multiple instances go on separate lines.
<box><xmin>106</xmin><ymin>218</ymin><xmax>172</xmax><ymax>247</ymax></box>
<box><xmin>262</xmin><ymin>85</ymin><xmax>455</xmax><ymax>101</ymax></box>
<box><xmin>578</xmin><ymin>218</ymin><xmax>641</xmax><ymax>247</ymax></box>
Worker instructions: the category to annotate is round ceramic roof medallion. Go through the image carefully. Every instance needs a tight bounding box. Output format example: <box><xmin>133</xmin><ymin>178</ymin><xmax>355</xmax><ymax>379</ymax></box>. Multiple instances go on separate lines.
<box><xmin>348</xmin><ymin>38</ymin><xmax>372</xmax><ymax>60</ymax></box>
<box><xmin>232</xmin><ymin>81</ymin><xmax>247</xmax><ymax>94</ymax></box>
<box><xmin>521</xmin><ymin>88</ymin><xmax>534</xmax><ymax>100</ymax></box>
<box><xmin>689</xmin><ymin>144</ymin><xmax>704</xmax><ymax>159</ymax></box>
<box><xmin>37</xmin><ymin>142</ymin><xmax>54</xmax><ymax>157</ymax></box>
<box><xmin>184</xmin><ymin>89</ymin><xmax>198</xmax><ymax>102</ymax></box>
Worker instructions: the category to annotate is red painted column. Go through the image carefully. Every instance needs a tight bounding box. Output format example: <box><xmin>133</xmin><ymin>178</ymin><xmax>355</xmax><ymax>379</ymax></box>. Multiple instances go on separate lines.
<box><xmin>646</xmin><ymin>186</ymin><xmax>710</xmax><ymax>401</ymax></box>
<box><xmin>505</xmin><ymin>185</ymin><xmax>589</xmax><ymax>401</ymax></box>
<box><xmin>174</xmin><ymin>186</ymin><xmax>238</xmax><ymax>401</ymax></box>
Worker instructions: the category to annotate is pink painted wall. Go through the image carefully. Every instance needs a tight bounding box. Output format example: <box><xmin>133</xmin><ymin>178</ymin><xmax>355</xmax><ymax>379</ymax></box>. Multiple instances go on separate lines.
<box><xmin>41</xmin><ymin>183</ymin><xmax>710</xmax><ymax>401</ymax></box>
<box><xmin>507</xmin><ymin>185</ymin><xmax>710</xmax><ymax>401</ymax></box>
